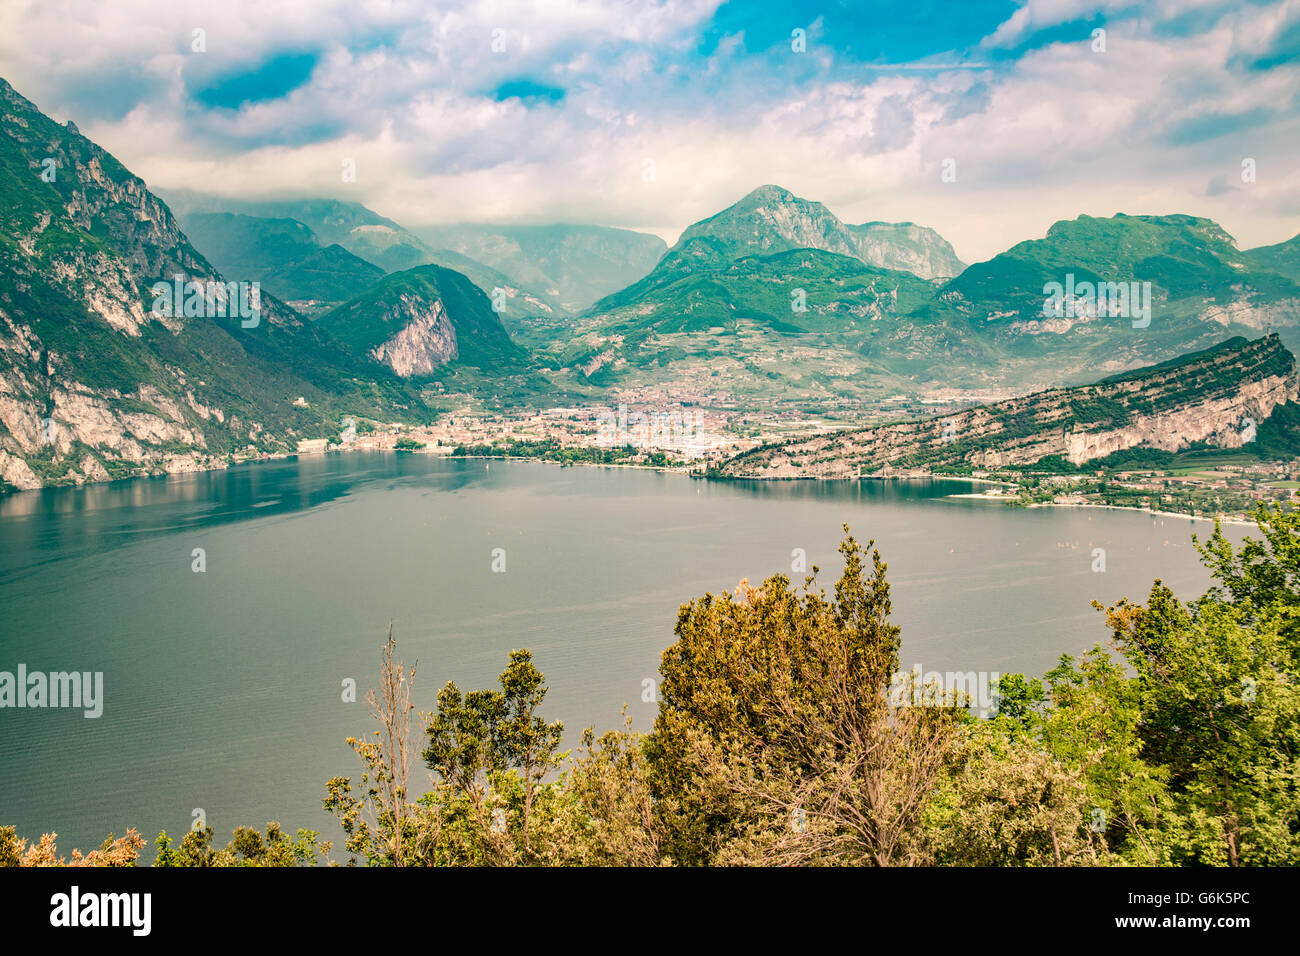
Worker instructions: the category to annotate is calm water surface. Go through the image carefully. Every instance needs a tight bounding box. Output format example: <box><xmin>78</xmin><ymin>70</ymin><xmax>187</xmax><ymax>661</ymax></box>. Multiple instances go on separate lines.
<box><xmin>0</xmin><ymin>453</ymin><xmax>1244</xmax><ymax>857</ymax></box>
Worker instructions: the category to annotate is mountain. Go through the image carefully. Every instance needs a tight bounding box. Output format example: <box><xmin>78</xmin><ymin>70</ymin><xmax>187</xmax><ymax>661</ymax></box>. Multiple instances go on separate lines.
<box><xmin>589</xmin><ymin>243</ymin><xmax>934</xmax><ymax>332</ymax></box>
<box><xmin>174</xmin><ymin>211</ymin><xmax>384</xmax><ymax>309</ymax></box>
<box><xmin>316</xmin><ymin>264</ymin><xmax>523</xmax><ymax>378</ymax></box>
<box><xmin>553</xmin><ymin>242</ymin><xmax>952</xmax><ymax>403</ymax></box>
<box><xmin>417</xmin><ymin>224</ymin><xmax>667</xmax><ymax>312</ymax></box>
<box><xmin>162</xmin><ymin>192</ymin><xmax>567</xmax><ymax>317</ymax></box>
<box><xmin>846</xmin><ymin>221</ymin><xmax>965</xmax><ymax>279</ymax></box>
<box><xmin>661</xmin><ymin>185</ymin><xmax>963</xmax><ymax>278</ymax></box>
<box><xmin>0</xmin><ymin>77</ymin><xmax>438</xmax><ymax>491</ymax></box>
<box><xmin>261</xmin><ymin>243</ymin><xmax>385</xmax><ymax>304</ymax></box>
<box><xmin>559</xmin><ymin>186</ymin><xmax>969</xmax><ymax>398</ymax></box>
<box><xmin>1245</xmin><ymin>233</ymin><xmax>1300</xmax><ymax>283</ymax></box>
<box><xmin>923</xmin><ymin>213</ymin><xmax>1300</xmax><ymax>384</ymax></box>
<box><xmin>719</xmin><ymin>334</ymin><xmax>1298</xmax><ymax>478</ymax></box>
<box><xmin>529</xmin><ymin>196</ymin><xmax>1300</xmax><ymax>408</ymax></box>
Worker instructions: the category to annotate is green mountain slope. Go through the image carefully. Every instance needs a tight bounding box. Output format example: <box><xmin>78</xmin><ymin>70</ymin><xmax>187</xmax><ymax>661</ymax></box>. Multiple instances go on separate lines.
<box><xmin>591</xmin><ymin>245</ymin><xmax>935</xmax><ymax>336</ymax></box>
<box><xmin>1245</xmin><ymin>233</ymin><xmax>1300</xmax><ymax>283</ymax></box>
<box><xmin>175</xmin><ymin>211</ymin><xmax>384</xmax><ymax>307</ymax></box>
<box><xmin>316</xmin><ymin>264</ymin><xmax>524</xmax><ymax>377</ymax></box>
<box><xmin>261</xmin><ymin>243</ymin><xmax>385</xmax><ymax>303</ymax></box>
<box><xmin>923</xmin><ymin>213</ymin><xmax>1300</xmax><ymax>383</ymax></box>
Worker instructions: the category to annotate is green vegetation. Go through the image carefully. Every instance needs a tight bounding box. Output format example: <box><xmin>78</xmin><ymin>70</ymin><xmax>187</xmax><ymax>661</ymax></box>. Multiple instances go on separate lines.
<box><xmin>1245</xmin><ymin>232</ymin><xmax>1300</xmax><ymax>283</ymax></box>
<box><xmin>176</xmin><ymin>211</ymin><xmax>386</xmax><ymax>305</ymax></box>
<box><xmin>316</xmin><ymin>263</ymin><xmax>525</xmax><ymax>373</ymax></box>
<box><xmin>452</xmin><ymin>438</ymin><xmax>679</xmax><ymax>468</ymax></box>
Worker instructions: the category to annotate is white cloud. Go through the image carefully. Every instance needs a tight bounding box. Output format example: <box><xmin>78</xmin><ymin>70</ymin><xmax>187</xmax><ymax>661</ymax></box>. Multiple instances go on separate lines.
<box><xmin>2</xmin><ymin>0</ymin><xmax>1296</xmax><ymax>262</ymax></box>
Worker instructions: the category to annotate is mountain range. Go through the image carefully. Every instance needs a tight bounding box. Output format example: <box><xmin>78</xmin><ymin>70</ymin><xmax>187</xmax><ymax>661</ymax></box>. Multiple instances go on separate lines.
<box><xmin>417</xmin><ymin>223</ymin><xmax>668</xmax><ymax>313</ymax></box>
<box><xmin>3</xmin><ymin>74</ymin><xmax>1299</xmax><ymax>491</ymax></box>
<box><xmin>0</xmin><ymin>78</ymin><xmax>520</xmax><ymax>491</ymax></box>
<box><xmin>562</xmin><ymin>188</ymin><xmax>1300</xmax><ymax>400</ymax></box>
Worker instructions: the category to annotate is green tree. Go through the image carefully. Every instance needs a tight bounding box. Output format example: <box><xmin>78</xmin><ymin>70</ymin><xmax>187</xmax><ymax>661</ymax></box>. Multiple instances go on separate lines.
<box><xmin>648</xmin><ymin>526</ymin><xmax>961</xmax><ymax>865</ymax></box>
<box><xmin>421</xmin><ymin>649</ymin><xmax>565</xmax><ymax>864</ymax></box>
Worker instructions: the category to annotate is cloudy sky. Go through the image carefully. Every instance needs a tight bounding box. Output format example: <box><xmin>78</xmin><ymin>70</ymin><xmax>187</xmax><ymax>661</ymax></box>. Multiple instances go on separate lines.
<box><xmin>2</xmin><ymin>0</ymin><xmax>1297</xmax><ymax>262</ymax></box>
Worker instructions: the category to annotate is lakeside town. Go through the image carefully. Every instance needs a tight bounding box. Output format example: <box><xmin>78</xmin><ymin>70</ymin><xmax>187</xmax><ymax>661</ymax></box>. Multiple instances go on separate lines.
<box><xmin>289</xmin><ymin>403</ymin><xmax>1300</xmax><ymax>523</ymax></box>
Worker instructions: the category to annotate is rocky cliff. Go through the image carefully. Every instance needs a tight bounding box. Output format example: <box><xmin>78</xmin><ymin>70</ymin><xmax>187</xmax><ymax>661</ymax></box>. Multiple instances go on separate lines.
<box><xmin>847</xmin><ymin>221</ymin><xmax>965</xmax><ymax>279</ymax></box>
<box><xmin>718</xmin><ymin>335</ymin><xmax>1298</xmax><ymax>479</ymax></box>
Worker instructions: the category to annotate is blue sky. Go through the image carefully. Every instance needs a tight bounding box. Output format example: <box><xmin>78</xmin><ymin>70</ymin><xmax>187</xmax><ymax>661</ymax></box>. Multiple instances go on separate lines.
<box><xmin>1</xmin><ymin>0</ymin><xmax>1297</xmax><ymax>260</ymax></box>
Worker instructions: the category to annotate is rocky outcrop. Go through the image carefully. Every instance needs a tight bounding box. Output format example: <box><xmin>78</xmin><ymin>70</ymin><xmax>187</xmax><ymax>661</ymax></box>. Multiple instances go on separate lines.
<box><xmin>669</xmin><ymin>185</ymin><xmax>964</xmax><ymax>280</ymax></box>
<box><xmin>847</xmin><ymin>221</ymin><xmax>965</xmax><ymax>279</ymax></box>
<box><xmin>719</xmin><ymin>335</ymin><xmax>1298</xmax><ymax>479</ymax></box>
<box><xmin>368</xmin><ymin>295</ymin><xmax>458</xmax><ymax>377</ymax></box>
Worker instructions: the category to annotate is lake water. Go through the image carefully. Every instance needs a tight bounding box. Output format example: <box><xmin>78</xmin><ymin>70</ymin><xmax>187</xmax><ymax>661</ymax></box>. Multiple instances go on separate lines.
<box><xmin>0</xmin><ymin>452</ymin><xmax>1244</xmax><ymax>859</ymax></box>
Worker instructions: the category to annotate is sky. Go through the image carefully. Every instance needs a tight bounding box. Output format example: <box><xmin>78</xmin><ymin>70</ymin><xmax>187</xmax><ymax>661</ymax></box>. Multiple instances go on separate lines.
<box><xmin>1</xmin><ymin>0</ymin><xmax>1297</xmax><ymax>262</ymax></box>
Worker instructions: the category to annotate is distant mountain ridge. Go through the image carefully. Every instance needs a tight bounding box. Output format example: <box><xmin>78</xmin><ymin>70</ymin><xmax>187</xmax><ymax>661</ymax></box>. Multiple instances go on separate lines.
<box><xmin>175</xmin><ymin>211</ymin><xmax>384</xmax><ymax>310</ymax></box>
<box><xmin>161</xmin><ymin>192</ymin><xmax>567</xmax><ymax>317</ymax></box>
<box><xmin>664</xmin><ymin>184</ymin><xmax>965</xmax><ymax>280</ymax></box>
<box><xmin>417</xmin><ymin>223</ymin><xmax>668</xmax><ymax>312</ymax></box>
<box><xmin>920</xmin><ymin>212</ymin><xmax>1300</xmax><ymax>382</ymax></box>
<box><xmin>1246</xmin><ymin>233</ymin><xmax>1300</xmax><ymax>283</ymax></box>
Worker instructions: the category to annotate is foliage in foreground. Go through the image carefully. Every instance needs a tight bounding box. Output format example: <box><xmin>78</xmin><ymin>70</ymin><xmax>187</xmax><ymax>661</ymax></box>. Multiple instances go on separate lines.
<box><xmin>5</xmin><ymin>504</ymin><xmax>1298</xmax><ymax>866</ymax></box>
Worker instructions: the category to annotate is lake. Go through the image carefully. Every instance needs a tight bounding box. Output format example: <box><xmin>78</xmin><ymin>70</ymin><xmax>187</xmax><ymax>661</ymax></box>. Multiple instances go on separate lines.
<box><xmin>0</xmin><ymin>452</ymin><xmax>1244</xmax><ymax>858</ymax></box>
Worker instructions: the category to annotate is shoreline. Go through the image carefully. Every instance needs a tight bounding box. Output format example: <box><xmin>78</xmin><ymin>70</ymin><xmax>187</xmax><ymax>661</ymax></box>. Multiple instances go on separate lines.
<box><xmin>948</xmin><ymin>490</ymin><xmax>1255</xmax><ymax>526</ymax></box>
<box><xmin>0</xmin><ymin>447</ymin><xmax>1274</xmax><ymax>527</ymax></box>
<box><xmin>1028</xmin><ymin>499</ymin><xmax>1257</xmax><ymax>527</ymax></box>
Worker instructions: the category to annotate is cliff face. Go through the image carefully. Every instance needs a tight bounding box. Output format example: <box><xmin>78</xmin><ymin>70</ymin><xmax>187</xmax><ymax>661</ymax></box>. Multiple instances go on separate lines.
<box><xmin>0</xmin><ymin>80</ymin><xmax>249</xmax><ymax>490</ymax></box>
<box><xmin>847</xmin><ymin>221</ymin><xmax>965</xmax><ymax>279</ymax></box>
<box><xmin>719</xmin><ymin>335</ymin><xmax>1298</xmax><ymax>479</ymax></box>
<box><xmin>315</xmin><ymin>263</ymin><xmax>521</xmax><ymax>377</ymax></box>
<box><xmin>368</xmin><ymin>295</ymin><xmax>459</xmax><ymax>377</ymax></box>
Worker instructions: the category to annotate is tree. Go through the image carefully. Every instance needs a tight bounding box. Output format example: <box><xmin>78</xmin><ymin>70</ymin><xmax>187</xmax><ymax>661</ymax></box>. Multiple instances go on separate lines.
<box><xmin>564</xmin><ymin>711</ymin><xmax>663</xmax><ymax>866</ymax></box>
<box><xmin>648</xmin><ymin>526</ymin><xmax>962</xmax><ymax>865</ymax></box>
<box><xmin>0</xmin><ymin>827</ymin><xmax>145</xmax><ymax>866</ymax></box>
<box><xmin>154</xmin><ymin>823</ymin><xmax>328</xmax><ymax>867</ymax></box>
<box><xmin>1102</xmin><ymin>585</ymin><xmax>1300</xmax><ymax>865</ymax></box>
<box><xmin>922</xmin><ymin>720</ymin><xmax>1095</xmax><ymax>866</ymax></box>
<box><xmin>324</xmin><ymin>623</ymin><xmax>439</xmax><ymax>866</ymax></box>
<box><xmin>421</xmin><ymin>649</ymin><xmax>565</xmax><ymax>864</ymax></box>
